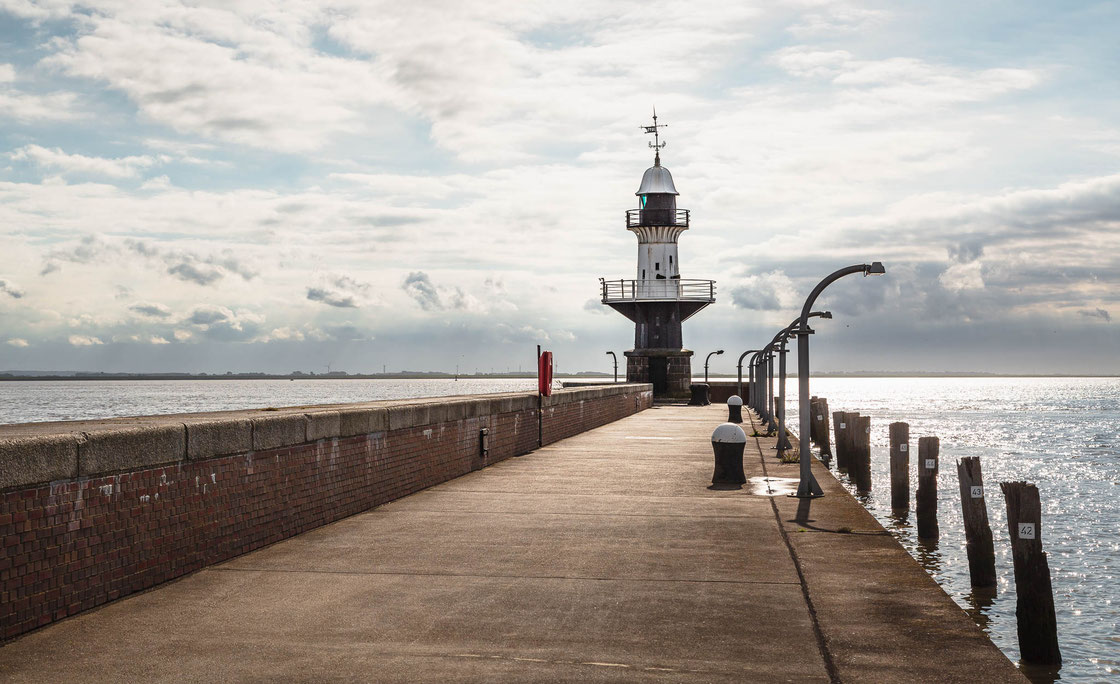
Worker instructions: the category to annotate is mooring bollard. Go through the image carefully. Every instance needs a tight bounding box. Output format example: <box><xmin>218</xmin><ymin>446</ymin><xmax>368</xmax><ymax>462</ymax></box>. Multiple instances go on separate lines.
<box><xmin>855</xmin><ymin>415</ymin><xmax>872</xmax><ymax>493</ymax></box>
<box><xmin>689</xmin><ymin>383</ymin><xmax>711</xmax><ymax>406</ymax></box>
<box><xmin>710</xmin><ymin>423</ymin><xmax>747</xmax><ymax>486</ymax></box>
<box><xmin>816</xmin><ymin>397</ymin><xmax>832</xmax><ymax>457</ymax></box>
<box><xmin>889</xmin><ymin>422</ymin><xmax>910</xmax><ymax>510</ymax></box>
<box><xmin>957</xmin><ymin>457</ymin><xmax>996</xmax><ymax>587</ymax></box>
<box><xmin>1000</xmin><ymin>481</ymin><xmax>1061</xmax><ymax>666</ymax></box>
<box><xmin>916</xmin><ymin>436</ymin><xmax>939</xmax><ymax>539</ymax></box>
<box><xmin>727</xmin><ymin>395</ymin><xmax>743</xmax><ymax>423</ymax></box>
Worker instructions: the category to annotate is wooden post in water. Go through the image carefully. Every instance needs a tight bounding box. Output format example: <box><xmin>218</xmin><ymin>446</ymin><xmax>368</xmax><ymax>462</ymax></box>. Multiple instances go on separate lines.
<box><xmin>809</xmin><ymin>396</ymin><xmax>819</xmax><ymax>446</ymax></box>
<box><xmin>832</xmin><ymin>411</ymin><xmax>848</xmax><ymax>471</ymax></box>
<box><xmin>956</xmin><ymin>457</ymin><xmax>996</xmax><ymax>587</ymax></box>
<box><xmin>855</xmin><ymin>415</ymin><xmax>872</xmax><ymax>493</ymax></box>
<box><xmin>817</xmin><ymin>398</ymin><xmax>832</xmax><ymax>457</ymax></box>
<box><xmin>916</xmin><ymin>436</ymin><xmax>939</xmax><ymax>539</ymax></box>
<box><xmin>845</xmin><ymin>412</ymin><xmax>860</xmax><ymax>474</ymax></box>
<box><xmin>1000</xmin><ymin>481</ymin><xmax>1061</xmax><ymax>666</ymax></box>
<box><xmin>889</xmin><ymin>422</ymin><xmax>909</xmax><ymax>510</ymax></box>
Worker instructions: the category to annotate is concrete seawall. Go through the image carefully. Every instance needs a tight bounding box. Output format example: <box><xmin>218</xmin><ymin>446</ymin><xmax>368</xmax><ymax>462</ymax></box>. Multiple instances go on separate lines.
<box><xmin>0</xmin><ymin>383</ymin><xmax>653</xmax><ymax>640</ymax></box>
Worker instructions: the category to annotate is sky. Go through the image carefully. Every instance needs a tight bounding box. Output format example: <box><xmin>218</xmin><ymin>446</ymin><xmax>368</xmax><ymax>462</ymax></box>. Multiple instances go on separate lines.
<box><xmin>1</xmin><ymin>0</ymin><xmax>1118</xmax><ymax>376</ymax></box>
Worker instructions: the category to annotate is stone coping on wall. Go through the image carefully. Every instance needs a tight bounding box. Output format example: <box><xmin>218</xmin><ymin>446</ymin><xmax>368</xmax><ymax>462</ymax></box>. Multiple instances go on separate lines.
<box><xmin>0</xmin><ymin>383</ymin><xmax>652</xmax><ymax>491</ymax></box>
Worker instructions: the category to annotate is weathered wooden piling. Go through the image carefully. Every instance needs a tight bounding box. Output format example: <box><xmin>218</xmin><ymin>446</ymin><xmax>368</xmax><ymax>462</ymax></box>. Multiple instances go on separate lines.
<box><xmin>889</xmin><ymin>422</ymin><xmax>909</xmax><ymax>510</ymax></box>
<box><xmin>816</xmin><ymin>397</ymin><xmax>832</xmax><ymax>456</ymax></box>
<box><xmin>832</xmin><ymin>411</ymin><xmax>848</xmax><ymax>471</ymax></box>
<box><xmin>1000</xmin><ymin>481</ymin><xmax>1062</xmax><ymax>666</ymax></box>
<box><xmin>956</xmin><ymin>457</ymin><xmax>996</xmax><ymax>587</ymax></box>
<box><xmin>845</xmin><ymin>411</ymin><xmax>860</xmax><ymax>474</ymax></box>
<box><xmin>808</xmin><ymin>397</ymin><xmax>820</xmax><ymax>446</ymax></box>
<box><xmin>854</xmin><ymin>415</ymin><xmax>872</xmax><ymax>493</ymax></box>
<box><xmin>916</xmin><ymin>436</ymin><xmax>939</xmax><ymax>539</ymax></box>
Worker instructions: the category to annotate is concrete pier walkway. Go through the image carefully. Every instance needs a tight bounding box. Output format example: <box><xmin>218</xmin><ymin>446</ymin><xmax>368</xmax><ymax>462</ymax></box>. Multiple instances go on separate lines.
<box><xmin>0</xmin><ymin>404</ymin><xmax>1024</xmax><ymax>682</ymax></box>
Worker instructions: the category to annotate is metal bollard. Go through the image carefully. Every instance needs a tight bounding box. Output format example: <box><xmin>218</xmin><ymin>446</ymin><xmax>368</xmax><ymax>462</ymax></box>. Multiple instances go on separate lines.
<box><xmin>727</xmin><ymin>395</ymin><xmax>743</xmax><ymax>423</ymax></box>
<box><xmin>710</xmin><ymin>423</ymin><xmax>747</xmax><ymax>487</ymax></box>
<box><xmin>688</xmin><ymin>383</ymin><xmax>711</xmax><ymax>406</ymax></box>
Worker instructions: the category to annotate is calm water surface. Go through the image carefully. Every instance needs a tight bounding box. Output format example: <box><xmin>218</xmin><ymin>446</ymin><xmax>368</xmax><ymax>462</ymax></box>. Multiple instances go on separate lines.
<box><xmin>1</xmin><ymin>377</ymin><xmax>1117</xmax><ymax>681</ymax></box>
<box><xmin>787</xmin><ymin>378</ymin><xmax>1120</xmax><ymax>683</ymax></box>
<box><xmin>0</xmin><ymin>378</ymin><xmax>537</xmax><ymax>424</ymax></box>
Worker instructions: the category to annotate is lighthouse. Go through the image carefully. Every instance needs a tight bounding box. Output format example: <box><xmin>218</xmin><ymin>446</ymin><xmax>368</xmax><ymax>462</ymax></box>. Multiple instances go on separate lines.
<box><xmin>600</xmin><ymin>112</ymin><xmax>716</xmax><ymax>398</ymax></box>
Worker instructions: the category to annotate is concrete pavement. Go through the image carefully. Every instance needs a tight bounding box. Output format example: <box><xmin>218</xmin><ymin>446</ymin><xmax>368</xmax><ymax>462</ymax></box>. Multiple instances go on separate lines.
<box><xmin>0</xmin><ymin>404</ymin><xmax>1024</xmax><ymax>682</ymax></box>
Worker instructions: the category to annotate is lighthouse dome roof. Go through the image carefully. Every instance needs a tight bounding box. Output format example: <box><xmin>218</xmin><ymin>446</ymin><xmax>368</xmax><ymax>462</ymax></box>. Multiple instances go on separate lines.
<box><xmin>636</xmin><ymin>164</ymin><xmax>679</xmax><ymax>196</ymax></box>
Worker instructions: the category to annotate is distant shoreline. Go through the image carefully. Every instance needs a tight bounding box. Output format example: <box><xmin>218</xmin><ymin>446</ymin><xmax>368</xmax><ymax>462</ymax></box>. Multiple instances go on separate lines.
<box><xmin>1</xmin><ymin>372</ymin><xmax>1116</xmax><ymax>381</ymax></box>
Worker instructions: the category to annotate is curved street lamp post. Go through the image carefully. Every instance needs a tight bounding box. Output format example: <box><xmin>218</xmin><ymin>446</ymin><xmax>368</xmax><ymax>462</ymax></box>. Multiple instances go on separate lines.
<box><xmin>605</xmin><ymin>351</ymin><xmax>618</xmax><ymax>383</ymax></box>
<box><xmin>752</xmin><ymin>353</ymin><xmax>770</xmax><ymax>423</ymax></box>
<box><xmin>794</xmin><ymin>262</ymin><xmax>886</xmax><ymax>499</ymax></box>
<box><xmin>704</xmin><ymin>349</ymin><xmax>724</xmax><ymax>384</ymax></box>
<box><xmin>773</xmin><ymin>312</ymin><xmax>832</xmax><ymax>453</ymax></box>
<box><xmin>766</xmin><ymin>348</ymin><xmax>777</xmax><ymax>432</ymax></box>
<box><xmin>737</xmin><ymin>349</ymin><xmax>762</xmax><ymax>402</ymax></box>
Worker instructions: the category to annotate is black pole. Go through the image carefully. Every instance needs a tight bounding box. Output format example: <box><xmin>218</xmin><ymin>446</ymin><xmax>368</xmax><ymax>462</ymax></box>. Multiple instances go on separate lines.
<box><xmin>537</xmin><ymin>344</ymin><xmax>542</xmax><ymax>448</ymax></box>
<box><xmin>794</xmin><ymin>263</ymin><xmax>885</xmax><ymax>498</ymax></box>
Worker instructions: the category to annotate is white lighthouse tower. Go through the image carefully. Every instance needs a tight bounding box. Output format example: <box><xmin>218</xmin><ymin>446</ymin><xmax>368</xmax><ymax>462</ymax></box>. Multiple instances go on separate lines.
<box><xmin>600</xmin><ymin>112</ymin><xmax>716</xmax><ymax>398</ymax></box>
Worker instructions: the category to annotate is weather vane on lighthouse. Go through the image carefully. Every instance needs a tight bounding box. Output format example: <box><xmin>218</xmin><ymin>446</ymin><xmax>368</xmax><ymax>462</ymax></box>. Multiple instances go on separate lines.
<box><xmin>643</xmin><ymin>108</ymin><xmax>667</xmax><ymax>165</ymax></box>
<box><xmin>599</xmin><ymin>111</ymin><xmax>717</xmax><ymax>398</ymax></box>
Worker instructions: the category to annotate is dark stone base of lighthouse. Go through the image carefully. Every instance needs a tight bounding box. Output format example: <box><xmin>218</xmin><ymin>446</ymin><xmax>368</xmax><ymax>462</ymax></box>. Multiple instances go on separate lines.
<box><xmin>625</xmin><ymin>349</ymin><xmax>693</xmax><ymax>399</ymax></box>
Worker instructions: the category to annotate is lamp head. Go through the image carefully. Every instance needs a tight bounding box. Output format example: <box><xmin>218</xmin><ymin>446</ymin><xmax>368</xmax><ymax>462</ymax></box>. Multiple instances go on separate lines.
<box><xmin>820</xmin><ymin>311</ymin><xmax>833</xmax><ymax>319</ymax></box>
<box><xmin>865</xmin><ymin>262</ymin><xmax>886</xmax><ymax>276</ymax></box>
<box><xmin>717</xmin><ymin>349</ymin><xmax>725</xmax><ymax>355</ymax></box>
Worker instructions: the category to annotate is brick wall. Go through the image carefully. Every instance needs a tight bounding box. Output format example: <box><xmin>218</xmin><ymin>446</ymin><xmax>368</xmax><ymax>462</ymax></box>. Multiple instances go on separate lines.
<box><xmin>0</xmin><ymin>384</ymin><xmax>652</xmax><ymax>640</ymax></box>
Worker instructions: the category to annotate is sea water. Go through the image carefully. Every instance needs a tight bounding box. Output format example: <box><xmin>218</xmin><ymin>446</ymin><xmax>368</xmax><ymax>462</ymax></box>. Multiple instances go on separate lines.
<box><xmin>0</xmin><ymin>378</ymin><xmax>536</xmax><ymax>424</ymax></box>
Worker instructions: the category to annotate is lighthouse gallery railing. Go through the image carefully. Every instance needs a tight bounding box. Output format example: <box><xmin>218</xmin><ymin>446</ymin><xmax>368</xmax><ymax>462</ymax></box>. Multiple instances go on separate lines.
<box><xmin>600</xmin><ymin>278</ymin><xmax>716</xmax><ymax>302</ymax></box>
<box><xmin>626</xmin><ymin>209</ymin><xmax>690</xmax><ymax>228</ymax></box>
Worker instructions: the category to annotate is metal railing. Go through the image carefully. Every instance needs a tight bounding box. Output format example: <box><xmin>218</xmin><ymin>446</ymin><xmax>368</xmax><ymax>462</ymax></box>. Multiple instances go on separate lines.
<box><xmin>626</xmin><ymin>208</ymin><xmax>689</xmax><ymax>228</ymax></box>
<box><xmin>600</xmin><ymin>278</ymin><xmax>716</xmax><ymax>302</ymax></box>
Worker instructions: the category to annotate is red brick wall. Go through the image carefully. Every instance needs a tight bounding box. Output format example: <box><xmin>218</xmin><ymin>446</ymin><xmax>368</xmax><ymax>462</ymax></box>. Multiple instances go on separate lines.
<box><xmin>1</xmin><ymin>387</ymin><xmax>649</xmax><ymax>640</ymax></box>
<box><xmin>542</xmin><ymin>391</ymin><xmax>653</xmax><ymax>444</ymax></box>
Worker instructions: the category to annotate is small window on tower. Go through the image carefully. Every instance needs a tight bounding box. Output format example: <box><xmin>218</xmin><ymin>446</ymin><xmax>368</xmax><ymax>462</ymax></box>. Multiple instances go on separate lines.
<box><xmin>642</xmin><ymin>269</ymin><xmax>646</xmax><ymax>278</ymax></box>
<box><xmin>640</xmin><ymin>196</ymin><xmax>647</xmax><ymax>208</ymax></box>
<box><xmin>669</xmin><ymin>255</ymin><xmax>673</xmax><ymax>264</ymax></box>
<box><xmin>655</xmin><ymin>262</ymin><xmax>660</xmax><ymax>270</ymax></box>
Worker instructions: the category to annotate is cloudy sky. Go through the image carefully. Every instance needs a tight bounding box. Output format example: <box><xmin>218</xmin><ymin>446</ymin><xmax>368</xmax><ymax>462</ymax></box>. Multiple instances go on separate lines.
<box><xmin>1</xmin><ymin>0</ymin><xmax>1118</xmax><ymax>375</ymax></box>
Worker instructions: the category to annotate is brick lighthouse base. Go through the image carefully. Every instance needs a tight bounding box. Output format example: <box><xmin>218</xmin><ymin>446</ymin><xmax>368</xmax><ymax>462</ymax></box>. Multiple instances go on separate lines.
<box><xmin>625</xmin><ymin>349</ymin><xmax>693</xmax><ymax>399</ymax></box>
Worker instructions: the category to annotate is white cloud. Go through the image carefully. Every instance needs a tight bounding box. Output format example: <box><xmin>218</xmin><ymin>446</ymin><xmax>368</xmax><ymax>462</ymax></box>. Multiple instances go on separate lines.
<box><xmin>11</xmin><ymin>145</ymin><xmax>156</xmax><ymax>178</ymax></box>
<box><xmin>6</xmin><ymin>338</ymin><xmax>29</xmax><ymax>347</ymax></box>
<box><xmin>68</xmin><ymin>334</ymin><xmax>103</xmax><ymax>346</ymax></box>
<box><xmin>41</xmin><ymin>5</ymin><xmax>401</xmax><ymax>153</ymax></box>
<box><xmin>730</xmin><ymin>271</ymin><xmax>799</xmax><ymax>311</ymax></box>
<box><xmin>0</xmin><ymin>62</ymin><xmax>81</xmax><ymax>122</ymax></box>
<box><xmin>939</xmin><ymin>261</ymin><xmax>985</xmax><ymax>292</ymax></box>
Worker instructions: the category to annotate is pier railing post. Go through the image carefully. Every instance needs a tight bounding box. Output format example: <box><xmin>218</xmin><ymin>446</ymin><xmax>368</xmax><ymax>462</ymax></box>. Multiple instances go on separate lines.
<box><xmin>1000</xmin><ymin>481</ymin><xmax>1061</xmax><ymax>666</ymax></box>
<box><xmin>916</xmin><ymin>436</ymin><xmax>939</xmax><ymax>540</ymax></box>
<box><xmin>889</xmin><ymin>422</ymin><xmax>910</xmax><ymax>511</ymax></box>
<box><xmin>956</xmin><ymin>457</ymin><xmax>996</xmax><ymax>587</ymax></box>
